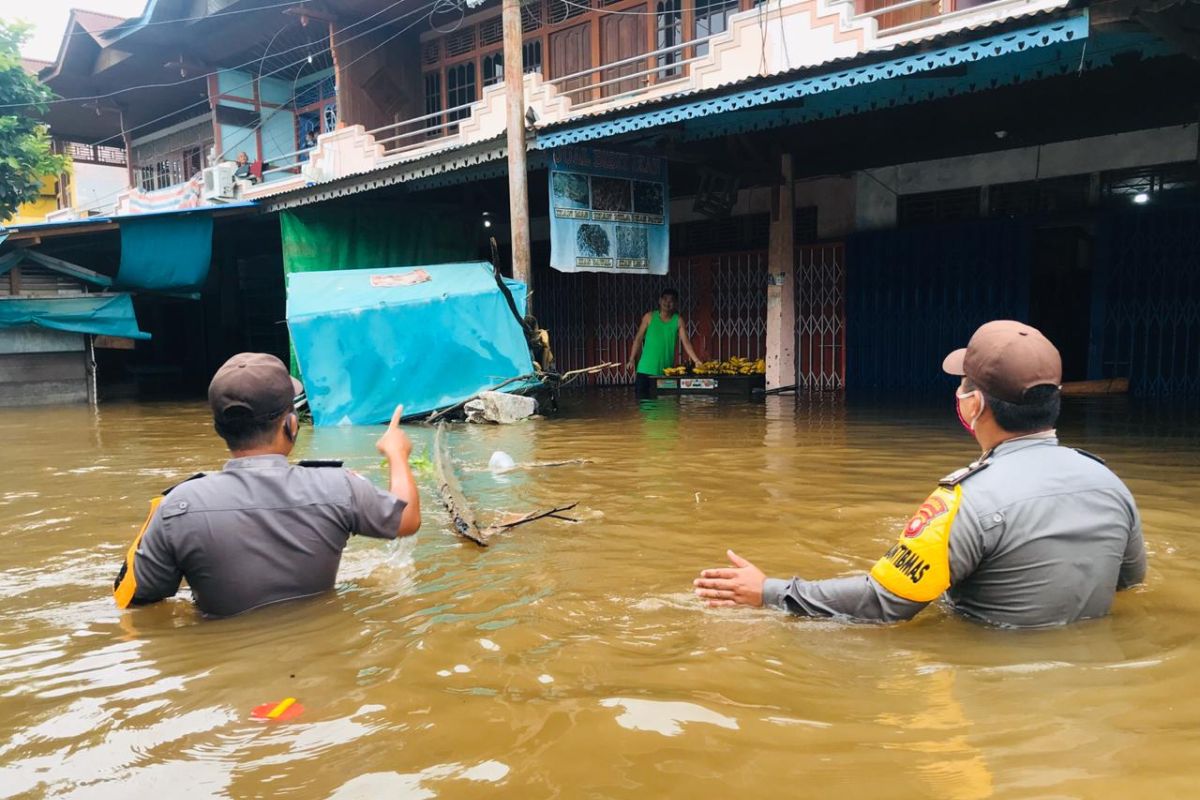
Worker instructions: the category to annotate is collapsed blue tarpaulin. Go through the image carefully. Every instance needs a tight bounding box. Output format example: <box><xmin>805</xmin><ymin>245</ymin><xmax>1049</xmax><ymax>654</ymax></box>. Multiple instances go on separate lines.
<box><xmin>116</xmin><ymin>214</ymin><xmax>213</xmax><ymax>293</ymax></box>
<box><xmin>0</xmin><ymin>295</ymin><xmax>150</xmax><ymax>339</ymax></box>
<box><xmin>287</xmin><ymin>262</ymin><xmax>534</xmax><ymax>426</ymax></box>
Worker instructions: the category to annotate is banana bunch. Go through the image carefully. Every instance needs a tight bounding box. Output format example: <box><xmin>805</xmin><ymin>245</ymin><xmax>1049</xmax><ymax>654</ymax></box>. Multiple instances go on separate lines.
<box><xmin>672</xmin><ymin>357</ymin><xmax>766</xmax><ymax>376</ymax></box>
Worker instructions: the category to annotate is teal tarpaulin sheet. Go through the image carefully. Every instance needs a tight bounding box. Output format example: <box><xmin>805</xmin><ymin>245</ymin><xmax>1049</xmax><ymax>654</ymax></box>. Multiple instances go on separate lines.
<box><xmin>0</xmin><ymin>294</ymin><xmax>150</xmax><ymax>339</ymax></box>
<box><xmin>116</xmin><ymin>215</ymin><xmax>213</xmax><ymax>293</ymax></box>
<box><xmin>287</xmin><ymin>262</ymin><xmax>534</xmax><ymax>426</ymax></box>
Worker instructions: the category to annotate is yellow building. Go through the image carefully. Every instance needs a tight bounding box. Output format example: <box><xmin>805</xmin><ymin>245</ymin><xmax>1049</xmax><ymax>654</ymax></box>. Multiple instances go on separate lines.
<box><xmin>7</xmin><ymin>175</ymin><xmax>63</xmax><ymax>226</ymax></box>
<box><xmin>6</xmin><ymin>59</ymin><xmax>67</xmax><ymax>226</ymax></box>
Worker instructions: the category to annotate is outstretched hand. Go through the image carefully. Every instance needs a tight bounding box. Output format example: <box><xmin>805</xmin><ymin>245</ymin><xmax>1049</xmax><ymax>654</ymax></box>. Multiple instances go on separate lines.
<box><xmin>693</xmin><ymin>550</ymin><xmax>766</xmax><ymax>608</ymax></box>
<box><xmin>375</xmin><ymin>404</ymin><xmax>412</xmax><ymax>461</ymax></box>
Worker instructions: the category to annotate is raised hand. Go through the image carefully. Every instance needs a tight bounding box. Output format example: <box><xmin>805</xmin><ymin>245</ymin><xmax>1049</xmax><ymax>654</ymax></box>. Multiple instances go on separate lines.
<box><xmin>375</xmin><ymin>404</ymin><xmax>412</xmax><ymax>461</ymax></box>
<box><xmin>693</xmin><ymin>550</ymin><xmax>766</xmax><ymax>608</ymax></box>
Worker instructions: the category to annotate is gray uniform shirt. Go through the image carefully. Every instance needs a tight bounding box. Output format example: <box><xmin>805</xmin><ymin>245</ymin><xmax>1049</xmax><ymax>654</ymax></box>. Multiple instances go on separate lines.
<box><xmin>123</xmin><ymin>455</ymin><xmax>406</xmax><ymax>617</ymax></box>
<box><xmin>762</xmin><ymin>435</ymin><xmax>1147</xmax><ymax>628</ymax></box>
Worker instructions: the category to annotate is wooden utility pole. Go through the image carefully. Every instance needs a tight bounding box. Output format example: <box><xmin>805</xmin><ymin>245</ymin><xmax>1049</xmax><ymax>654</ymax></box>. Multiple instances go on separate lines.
<box><xmin>502</xmin><ymin>0</ymin><xmax>533</xmax><ymax>309</ymax></box>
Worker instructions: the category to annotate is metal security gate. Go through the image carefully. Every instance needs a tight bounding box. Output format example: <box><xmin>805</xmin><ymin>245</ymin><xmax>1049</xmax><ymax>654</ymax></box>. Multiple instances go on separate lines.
<box><xmin>795</xmin><ymin>243</ymin><xmax>846</xmax><ymax>390</ymax></box>
<box><xmin>1093</xmin><ymin>206</ymin><xmax>1200</xmax><ymax>397</ymax></box>
<box><xmin>534</xmin><ymin>251</ymin><xmax>767</xmax><ymax>385</ymax></box>
<box><xmin>844</xmin><ymin>220</ymin><xmax>1032</xmax><ymax>393</ymax></box>
<box><xmin>708</xmin><ymin>251</ymin><xmax>768</xmax><ymax>362</ymax></box>
<box><xmin>590</xmin><ymin>264</ymin><xmax>698</xmax><ymax>385</ymax></box>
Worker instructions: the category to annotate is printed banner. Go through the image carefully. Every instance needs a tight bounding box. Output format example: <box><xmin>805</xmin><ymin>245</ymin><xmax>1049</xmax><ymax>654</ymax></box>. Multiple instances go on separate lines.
<box><xmin>549</xmin><ymin>147</ymin><xmax>669</xmax><ymax>275</ymax></box>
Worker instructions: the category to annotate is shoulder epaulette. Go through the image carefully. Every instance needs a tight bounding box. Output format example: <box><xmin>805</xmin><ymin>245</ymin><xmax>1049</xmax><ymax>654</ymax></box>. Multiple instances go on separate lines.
<box><xmin>1073</xmin><ymin>448</ymin><xmax>1107</xmax><ymax>465</ymax></box>
<box><xmin>298</xmin><ymin>459</ymin><xmax>344</xmax><ymax>468</ymax></box>
<box><xmin>938</xmin><ymin>459</ymin><xmax>990</xmax><ymax>487</ymax></box>
<box><xmin>161</xmin><ymin>472</ymin><xmax>205</xmax><ymax>496</ymax></box>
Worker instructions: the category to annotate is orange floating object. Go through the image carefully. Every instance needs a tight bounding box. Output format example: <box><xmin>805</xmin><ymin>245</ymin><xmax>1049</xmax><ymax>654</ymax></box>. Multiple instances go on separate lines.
<box><xmin>251</xmin><ymin>697</ymin><xmax>304</xmax><ymax>721</ymax></box>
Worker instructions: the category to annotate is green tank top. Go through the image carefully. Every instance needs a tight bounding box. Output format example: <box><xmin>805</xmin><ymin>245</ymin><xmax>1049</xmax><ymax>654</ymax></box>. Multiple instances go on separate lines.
<box><xmin>636</xmin><ymin>312</ymin><xmax>680</xmax><ymax>375</ymax></box>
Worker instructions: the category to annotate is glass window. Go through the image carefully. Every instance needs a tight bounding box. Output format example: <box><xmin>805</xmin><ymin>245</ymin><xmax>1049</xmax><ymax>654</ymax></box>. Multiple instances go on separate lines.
<box><xmin>695</xmin><ymin>0</ymin><xmax>739</xmax><ymax>56</ymax></box>
<box><xmin>483</xmin><ymin>52</ymin><xmax>505</xmax><ymax>87</ymax></box>
<box><xmin>656</xmin><ymin>0</ymin><xmax>683</xmax><ymax>79</ymax></box>
<box><xmin>446</xmin><ymin>62</ymin><xmax>477</xmax><ymax>121</ymax></box>
<box><xmin>523</xmin><ymin>40</ymin><xmax>543</xmax><ymax>74</ymax></box>
<box><xmin>424</xmin><ymin>72</ymin><xmax>442</xmax><ymax>135</ymax></box>
<box><xmin>183</xmin><ymin>146</ymin><xmax>205</xmax><ymax>180</ymax></box>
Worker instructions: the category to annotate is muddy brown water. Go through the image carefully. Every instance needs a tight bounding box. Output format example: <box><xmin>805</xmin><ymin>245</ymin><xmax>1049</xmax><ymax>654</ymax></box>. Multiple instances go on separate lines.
<box><xmin>0</xmin><ymin>392</ymin><xmax>1197</xmax><ymax>799</ymax></box>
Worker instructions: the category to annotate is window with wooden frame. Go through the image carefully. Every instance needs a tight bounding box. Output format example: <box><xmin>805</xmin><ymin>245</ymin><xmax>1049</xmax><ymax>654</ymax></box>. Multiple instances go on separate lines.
<box><xmin>294</xmin><ymin>73</ymin><xmax>338</xmax><ymax>148</ymax></box>
<box><xmin>694</xmin><ymin>0</ymin><xmax>739</xmax><ymax>56</ymax></box>
<box><xmin>183</xmin><ymin>146</ymin><xmax>205</xmax><ymax>180</ymax></box>
<box><xmin>656</xmin><ymin>0</ymin><xmax>683</xmax><ymax>79</ymax></box>
<box><xmin>523</xmin><ymin>39</ymin><xmax>543</xmax><ymax>73</ymax></box>
<box><xmin>132</xmin><ymin>119</ymin><xmax>212</xmax><ymax>192</ymax></box>
<box><xmin>482</xmin><ymin>51</ymin><xmax>505</xmax><ymax>87</ymax></box>
<box><xmin>417</xmin><ymin>0</ymin><xmax>766</xmax><ymax>122</ymax></box>
<box><xmin>446</xmin><ymin>61</ymin><xmax>477</xmax><ymax>121</ymax></box>
<box><xmin>424</xmin><ymin>71</ymin><xmax>443</xmax><ymax>135</ymax></box>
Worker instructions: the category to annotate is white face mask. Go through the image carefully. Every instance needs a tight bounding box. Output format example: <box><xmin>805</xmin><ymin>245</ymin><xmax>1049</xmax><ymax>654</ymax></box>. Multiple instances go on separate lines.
<box><xmin>955</xmin><ymin>389</ymin><xmax>986</xmax><ymax>434</ymax></box>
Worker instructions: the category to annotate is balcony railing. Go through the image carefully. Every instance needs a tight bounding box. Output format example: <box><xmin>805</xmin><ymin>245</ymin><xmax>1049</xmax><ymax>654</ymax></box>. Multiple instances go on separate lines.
<box><xmin>854</xmin><ymin>0</ymin><xmax>1005</xmax><ymax>34</ymax></box>
<box><xmin>367</xmin><ymin>101</ymin><xmax>479</xmax><ymax>158</ymax></box>
<box><xmin>259</xmin><ymin>146</ymin><xmax>318</xmax><ymax>181</ymax></box>
<box><xmin>545</xmin><ymin>33</ymin><xmax>713</xmax><ymax>109</ymax></box>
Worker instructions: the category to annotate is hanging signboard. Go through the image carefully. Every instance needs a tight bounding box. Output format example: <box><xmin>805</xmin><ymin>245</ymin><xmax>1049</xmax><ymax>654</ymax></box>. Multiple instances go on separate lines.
<box><xmin>549</xmin><ymin>147</ymin><xmax>669</xmax><ymax>275</ymax></box>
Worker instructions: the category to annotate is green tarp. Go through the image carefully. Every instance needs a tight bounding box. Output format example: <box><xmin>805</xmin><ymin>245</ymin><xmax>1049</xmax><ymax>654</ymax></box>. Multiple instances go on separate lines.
<box><xmin>0</xmin><ymin>295</ymin><xmax>150</xmax><ymax>339</ymax></box>
<box><xmin>280</xmin><ymin>205</ymin><xmax>477</xmax><ymax>375</ymax></box>
<box><xmin>280</xmin><ymin>206</ymin><xmax>476</xmax><ymax>276</ymax></box>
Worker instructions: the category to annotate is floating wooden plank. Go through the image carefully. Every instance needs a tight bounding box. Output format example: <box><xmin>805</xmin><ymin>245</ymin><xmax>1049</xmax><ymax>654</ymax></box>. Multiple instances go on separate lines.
<box><xmin>433</xmin><ymin>422</ymin><xmax>488</xmax><ymax>547</ymax></box>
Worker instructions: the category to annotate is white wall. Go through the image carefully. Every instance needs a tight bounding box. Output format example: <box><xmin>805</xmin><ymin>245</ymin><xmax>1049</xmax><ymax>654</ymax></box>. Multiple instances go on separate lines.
<box><xmin>72</xmin><ymin>162</ymin><xmax>129</xmax><ymax>215</ymax></box>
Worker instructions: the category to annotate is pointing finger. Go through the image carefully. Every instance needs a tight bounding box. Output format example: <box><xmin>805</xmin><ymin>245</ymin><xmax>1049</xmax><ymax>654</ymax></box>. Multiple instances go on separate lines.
<box><xmin>727</xmin><ymin>550</ymin><xmax>751</xmax><ymax>568</ymax></box>
<box><xmin>389</xmin><ymin>404</ymin><xmax>405</xmax><ymax>428</ymax></box>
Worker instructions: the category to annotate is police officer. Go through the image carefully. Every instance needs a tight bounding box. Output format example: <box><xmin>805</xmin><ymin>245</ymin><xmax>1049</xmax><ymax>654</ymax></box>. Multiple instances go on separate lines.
<box><xmin>693</xmin><ymin>320</ymin><xmax>1147</xmax><ymax>627</ymax></box>
<box><xmin>114</xmin><ymin>353</ymin><xmax>421</xmax><ymax>617</ymax></box>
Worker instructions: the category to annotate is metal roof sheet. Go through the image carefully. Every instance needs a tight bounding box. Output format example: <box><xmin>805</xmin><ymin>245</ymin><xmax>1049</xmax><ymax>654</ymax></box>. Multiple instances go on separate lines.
<box><xmin>0</xmin><ymin>201</ymin><xmax>259</xmax><ymax>240</ymax></box>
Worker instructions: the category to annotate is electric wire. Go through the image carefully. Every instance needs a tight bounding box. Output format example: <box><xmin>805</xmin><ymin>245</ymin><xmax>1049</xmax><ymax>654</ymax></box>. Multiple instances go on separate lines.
<box><xmin>76</xmin><ymin>1</ymin><xmax>442</xmax><ymax>210</ymax></box>
<box><xmin>2</xmin><ymin>0</ymin><xmax>427</xmax><ymax>110</ymax></box>
<box><xmin>51</xmin><ymin>0</ymin><xmax>315</xmax><ymax>41</ymax></box>
<box><xmin>86</xmin><ymin>0</ymin><xmax>441</xmax><ymax>148</ymax></box>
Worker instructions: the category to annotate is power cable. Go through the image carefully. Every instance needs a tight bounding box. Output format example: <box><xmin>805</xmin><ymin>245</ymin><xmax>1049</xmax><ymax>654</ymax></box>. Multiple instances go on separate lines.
<box><xmin>51</xmin><ymin>0</ymin><xmax>314</xmax><ymax>41</ymax></box>
<box><xmin>548</xmin><ymin>0</ymin><xmax>739</xmax><ymax>17</ymax></box>
<box><xmin>89</xmin><ymin>0</ymin><xmax>440</xmax><ymax>148</ymax></box>
<box><xmin>2</xmin><ymin>0</ymin><xmax>424</xmax><ymax>110</ymax></box>
<box><xmin>93</xmin><ymin>0</ymin><xmax>438</xmax><ymax>204</ymax></box>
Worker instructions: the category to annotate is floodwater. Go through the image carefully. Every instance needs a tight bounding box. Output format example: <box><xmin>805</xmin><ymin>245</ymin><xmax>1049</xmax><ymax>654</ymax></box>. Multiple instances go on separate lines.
<box><xmin>0</xmin><ymin>391</ymin><xmax>1197</xmax><ymax>799</ymax></box>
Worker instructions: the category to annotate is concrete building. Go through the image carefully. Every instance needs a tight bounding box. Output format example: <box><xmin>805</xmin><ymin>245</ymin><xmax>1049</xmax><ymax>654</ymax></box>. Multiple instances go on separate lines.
<box><xmin>3</xmin><ymin>0</ymin><xmax>1198</xmax><ymax>404</ymax></box>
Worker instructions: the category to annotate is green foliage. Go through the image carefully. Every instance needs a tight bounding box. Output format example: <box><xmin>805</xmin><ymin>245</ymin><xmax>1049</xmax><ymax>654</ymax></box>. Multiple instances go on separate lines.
<box><xmin>0</xmin><ymin>20</ymin><xmax>70</xmax><ymax>221</ymax></box>
<box><xmin>381</xmin><ymin>447</ymin><xmax>435</xmax><ymax>477</ymax></box>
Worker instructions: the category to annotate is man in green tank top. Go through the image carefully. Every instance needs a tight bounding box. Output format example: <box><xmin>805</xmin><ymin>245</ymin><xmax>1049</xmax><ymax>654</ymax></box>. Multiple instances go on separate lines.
<box><xmin>625</xmin><ymin>288</ymin><xmax>702</xmax><ymax>398</ymax></box>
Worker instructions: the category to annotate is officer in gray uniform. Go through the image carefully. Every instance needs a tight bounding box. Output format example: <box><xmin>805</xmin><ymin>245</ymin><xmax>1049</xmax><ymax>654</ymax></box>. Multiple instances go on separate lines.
<box><xmin>694</xmin><ymin>321</ymin><xmax>1146</xmax><ymax>628</ymax></box>
<box><xmin>114</xmin><ymin>353</ymin><xmax>422</xmax><ymax>618</ymax></box>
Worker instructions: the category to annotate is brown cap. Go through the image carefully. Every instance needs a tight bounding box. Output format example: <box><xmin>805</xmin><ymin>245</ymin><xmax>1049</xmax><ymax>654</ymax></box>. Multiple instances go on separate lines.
<box><xmin>942</xmin><ymin>320</ymin><xmax>1062</xmax><ymax>403</ymax></box>
<box><xmin>208</xmin><ymin>353</ymin><xmax>303</xmax><ymax>423</ymax></box>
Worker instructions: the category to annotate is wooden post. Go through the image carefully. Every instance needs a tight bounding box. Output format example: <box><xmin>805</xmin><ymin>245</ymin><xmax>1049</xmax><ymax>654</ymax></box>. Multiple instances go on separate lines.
<box><xmin>503</xmin><ymin>0</ymin><xmax>533</xmax><ymax>310</ymax></box>
<box><xmin>765</xmin><ymin>153</ymin><xmax>797</xmax><ymax>390</ymax></box>
<box><xmin>119</xmin><ymin>108</ymin><xmax>136</xmax><ymax>190</ymax></box>
<box><xmin>329</xmin><ymin>21</ymin><xmax>348</xmax><ymax>128</ymax></box>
